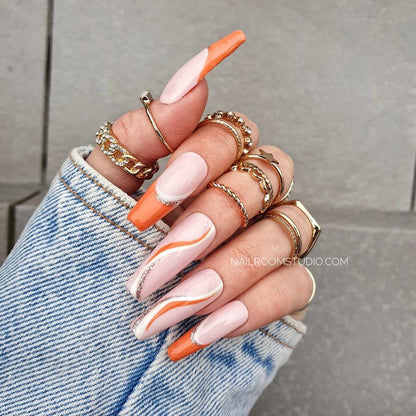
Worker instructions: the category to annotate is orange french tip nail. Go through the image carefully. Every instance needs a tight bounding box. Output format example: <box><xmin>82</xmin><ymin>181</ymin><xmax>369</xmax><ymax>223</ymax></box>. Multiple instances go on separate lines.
<box><xmin>127</xmin><ymin>181</ymin><xmax>173</xmax><ymax>231</ymax></box>
<box><xmin>198</xmin><ymin>30</ymin><xmax>246</xmax><ymax>81</ymax></box>
<box><xmin>167</xmin><ymin>328</ymin><xmax>208</xmax><ymax>362</ymax></box>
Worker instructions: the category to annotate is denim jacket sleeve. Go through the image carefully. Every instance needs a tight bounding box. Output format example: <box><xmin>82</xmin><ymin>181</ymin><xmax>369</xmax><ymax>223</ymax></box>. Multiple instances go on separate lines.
<box><xmin>0</xmin><ymin>146</ymin><xmax>307</xmax><ymax>416</ymax></box>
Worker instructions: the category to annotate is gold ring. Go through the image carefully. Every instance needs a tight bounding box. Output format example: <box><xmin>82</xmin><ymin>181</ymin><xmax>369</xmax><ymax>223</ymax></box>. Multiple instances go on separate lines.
<box><xmin>231</xmin><ymin>161</ymin><xmax>274</xmax><ymax>213</ymax></box>
<box><xmin>239</xmin><ymin>148</ymin><xmax>285</xmax><ymax>197</ymax></box>
<box><xmin>279</xmin><ymin>200</ymin><xmax>321</xmax><ymax>258</ymax></box>
<box><xmin>209</xmin><ymin>181</ymin><xmax>249</xmax><ymax>227</ymax></box>
<box><xmin>296</xmin><ymin>268</ymin><xmax>316</xmax><ymax>311</ymax></box>
<box><xmin>198</xmin><ymin>118</ymin><xmax>243</xmax><ymax>161</ymax></box>
<box><xmin>140</xmin><ymin>91</ymin><xmax>174</xmax><ymax>154</ymax></box>
<box><xmin>95</xmin><ymin>122</ymin><xmax>159</xmax><ymax>180</ymax></box>
<box><xmin>264</xmin><ymin>210</ymin><xmax>302</xmax><ymax>259</ymax></box>
<box><xmin>204</xmin><ymin>111</ymin><xmax>254</xmax><ymax>155</ymax></box>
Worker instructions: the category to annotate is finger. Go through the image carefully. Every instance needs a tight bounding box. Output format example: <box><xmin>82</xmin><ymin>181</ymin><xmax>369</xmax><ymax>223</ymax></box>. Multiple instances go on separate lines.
<box><xmin>87</xmin><ymin>31</ymin><xmax>245</xmax><ymax>194</ymax></box>
<box><xmin>128</xmin><ymin>203</ymin><xmax>315</xmax><ymax>340</ymax></box>
<box><xmin>128</xmin><ymin>112</ymin><xmax>260</xmax><ymax>230</ymax></box>
<box><xmin>125</xmin><ymin>146</ymin><xmax>294</xmax><ymax>300</ymax></box>
<box><xmin>167</xmin><ymin>265</ymin><xmax>315</xmax><ymax>361</ymax></box>
<box><xmin>229</xmin><ymin>264</ymin><xmax>315</xmax><ymax>337</ymax></box>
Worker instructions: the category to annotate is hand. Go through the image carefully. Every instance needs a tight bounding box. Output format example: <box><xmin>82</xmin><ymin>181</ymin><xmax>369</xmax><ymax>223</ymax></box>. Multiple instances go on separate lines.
<box><xmin>87</xmin><ymin>31</ymin><xmax>319</xmax><ymax>361</ymax></box>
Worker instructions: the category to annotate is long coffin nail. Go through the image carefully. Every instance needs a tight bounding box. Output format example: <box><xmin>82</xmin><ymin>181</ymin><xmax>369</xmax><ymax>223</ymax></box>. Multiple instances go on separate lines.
<box><xmin>167</xmin><ymin>300</ymin><xmax>248</xmax><ymax>361</ymax></box>
<box><xmin>128</xmin><ymin>152</ymin><xmax>208</xmax><ymax>231</ymax></box>
<box><xmin>160</xmin><ymin>30</ymin><xmax>246</xmax><ymax>104</ymax></box>
<box><xmin>131</xmin><ymin>269</ymin><xmax>223</xmax><ymax>340</ymax></box>
<box><xmin>126</xmin><ymin>213</ymin><xmax>216</xmax><ymax>300</ymax></box>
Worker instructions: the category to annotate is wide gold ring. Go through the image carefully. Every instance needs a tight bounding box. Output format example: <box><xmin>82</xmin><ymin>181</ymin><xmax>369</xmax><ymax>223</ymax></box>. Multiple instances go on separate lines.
<box><xmin>279</xmin><ymin>200</ymin><xmax>321</xmax><ymax>258</ymax></box>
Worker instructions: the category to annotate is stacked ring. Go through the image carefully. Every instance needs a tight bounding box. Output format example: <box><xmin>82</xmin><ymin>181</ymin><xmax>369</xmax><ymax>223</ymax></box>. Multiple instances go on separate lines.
<box><xmin>264</xmin><ymin>211</ymin><xmax>302</xmax><ymax>259</ymax></box>
<box><xmin>265</xmin><ymin>199</ymin><xmax>321</xmax><ymax>259</ymax></box>
<box><xmin>198</xmin><ymin>118</ymin><xmax>244</xmax><ymax>161</ymax></box>
<box><xmin>280</xmin><ymin>200</ymin><xmax>321</xmax><ymax>258</ymax></box>
<box><xmin>204</xmin><ymin>111</ymin><xmax>254</xmax><ymax>155</ymax></box>
<box><xmin>240</xmin><ymin>148</ymin><xmax>285</xmax><ymax>197</ymax></box>
<box><xmin>96</xmin><ymin>122</ymin><xmax>159</xmax><ymax>180</ymax></box>
<box><xmin>231</xmin><ymin>161</ymin><xmax>274</xmax><ymax>213</ymax></box>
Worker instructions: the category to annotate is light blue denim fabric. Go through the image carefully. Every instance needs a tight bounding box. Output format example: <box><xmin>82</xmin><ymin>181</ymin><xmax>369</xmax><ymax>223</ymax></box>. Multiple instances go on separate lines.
<box><xmin>0</xmin><ymin>146</ymin><xmax>307</xmax><ymax>415</ymax></box>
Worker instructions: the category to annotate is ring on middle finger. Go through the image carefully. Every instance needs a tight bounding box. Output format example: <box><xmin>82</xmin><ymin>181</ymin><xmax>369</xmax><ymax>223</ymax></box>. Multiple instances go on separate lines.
<box><xmin>239</xmin><ymin>148</ymin><xmax>285</xmax><ymax>197</ymax></box>
<box><xmin>231</xmin><ymin>161</ymin><xmax>274</xmax><ymax>213</ymax></box>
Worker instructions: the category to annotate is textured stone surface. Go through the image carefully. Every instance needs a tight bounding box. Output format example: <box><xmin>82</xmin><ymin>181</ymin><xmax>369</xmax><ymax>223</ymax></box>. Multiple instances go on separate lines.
<box><xmin>0</xmin><ymin>186</ymin><xmax>40</xmax><ymax>264</ymax></box>
<box><xmin>47</xmin><ymin>0</ymin><xmax>416</xmax><ymax>210</ymax></box>
<box><xmin>0</xmin><ymin>0</ymin><xmax>47</xmax><ymax>183</ymax></box>
<box><xmin>14</xmin><ymin>192</ymin><xmax>46</xmax><ymax>243</ymax></box>
<box><xmin>0</xmin><ymin>203</ymin><xmax>8</xmax><ymax>264</ymax></box>
<box><xmin>251</xmin><ymin>211</ymin><xmax>416</xmax><ymax>416</ymax></box>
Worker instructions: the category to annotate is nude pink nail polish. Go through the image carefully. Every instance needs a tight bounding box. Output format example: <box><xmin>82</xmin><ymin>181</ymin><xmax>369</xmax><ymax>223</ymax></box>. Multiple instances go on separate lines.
<box><xmin>126</xmin><ymin>213</ymin><xmax>216</xmax><ymax>300</ymax></box>
<box><xmin>128</xmin><ymin>152</ymin><xmax>208</xmax><ymax>231</ymax></box>
<box><xmin>167</xmin><ymin>300</ymin><xmax>249</xmax><ymax>361</ymax></box>
<box><xmin>160</xmin><ymin>30</ymin><xmax>246</xmax><ymax>104</ymax></box>
<box><xmin>131</xmin><ymin>269</ymin><xmax>223</xmax><ymax>340</ymax></box>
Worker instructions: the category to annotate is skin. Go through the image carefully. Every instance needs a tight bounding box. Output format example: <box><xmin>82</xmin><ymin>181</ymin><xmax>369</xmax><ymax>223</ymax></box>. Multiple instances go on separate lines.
<box><xmin>87</xmin><ymin>80</ymin><xmax>311</xmax><ymax>336</ymax></box>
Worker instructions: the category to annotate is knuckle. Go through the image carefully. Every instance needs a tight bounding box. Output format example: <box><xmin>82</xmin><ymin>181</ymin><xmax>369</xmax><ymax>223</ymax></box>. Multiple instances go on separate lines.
<box><xmin>227</xmin><ymin>242</ymin><xmax>259</xmax><ymax>278</ymax></box>
<box><xmin>113</xmin><ymin>111</ymin><xmax>137</xmax><ymax>145</ymax></box>
<box><xmin>268</xmin><ymin>276</ymin><xmax>291</xmax><ymax>315</ymax></box>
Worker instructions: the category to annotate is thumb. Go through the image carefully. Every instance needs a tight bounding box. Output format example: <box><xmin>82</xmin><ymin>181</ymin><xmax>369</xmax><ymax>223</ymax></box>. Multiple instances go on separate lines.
<box><xmin>87</xmin><ymin>80</ymin><xmax>208</xmax><ymax>194</ymax></box>
<box><xmin>87</xmin><ymin>30</ymin><xmax>245</xmax><ymax>194</ymax></box>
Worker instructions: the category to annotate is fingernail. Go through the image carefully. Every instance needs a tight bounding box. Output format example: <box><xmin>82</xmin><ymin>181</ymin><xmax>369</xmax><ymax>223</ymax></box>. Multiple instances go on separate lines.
<box><xmin>128</xmin><ymin>152</ymin><xmax>208</xmax><ymax>231</ymax></box>
<box><xmin>167</xmin><ymin>300</ymin><xmax>248</xmax><ymax>361</ymax></box>
<box><xmin>131</xmin><ymin>269</ymin><xmax>223</xmax><ymax>340</ymax></box>
<box><xmin>126</xmin><ymin>213</ymin><xmax>216</xmax><ymax>300</ymax></box>
<box><xmin>160</xmin><ymin>30</ymin><xmax>246</xmax><ymax>104</ymax></box>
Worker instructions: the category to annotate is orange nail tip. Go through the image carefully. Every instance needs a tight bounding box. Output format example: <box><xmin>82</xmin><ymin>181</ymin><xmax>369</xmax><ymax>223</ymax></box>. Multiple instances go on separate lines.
<box><xmin>127</xmin><ymin>182</ymin><xmax>173</xmax><ymax>231</ymax></box>
<box><xmin>167</xmin><ymin>328</ymin><xmax>207</xmax><ymax>362</ymax></box>
<box><xmin>199</xmin><ymin>30</ymin><xmax>246</xmax><ymax>80</ymax></box>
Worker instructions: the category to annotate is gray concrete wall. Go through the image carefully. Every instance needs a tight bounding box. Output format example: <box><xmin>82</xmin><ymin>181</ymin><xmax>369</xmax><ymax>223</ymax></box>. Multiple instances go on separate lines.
<box><xmin>1</xmin><ymin>1</ymin><xmax>415</xmax><ymax>415</ymax></box>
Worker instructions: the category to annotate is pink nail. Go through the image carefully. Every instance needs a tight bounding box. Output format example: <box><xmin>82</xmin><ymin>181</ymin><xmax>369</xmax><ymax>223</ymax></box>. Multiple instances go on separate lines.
<box><xmin>160</xmin><ymin>30</ymin><xmax>246</xmax><ymax>104</ymax></box>
<box><xmin>127</xmin><ymin>152</ymin><xmax>208</xmax><ymax>231</ymax></box>
<box><xmin>167</xmin><ymin>300</ymin><xmax>249</xmax><ymax>361</ymax></box>
<box><xmin>192</xmin><ymin>300</ymin><xmax>248</xmax><ymax>345</ymax></box>
<box><xmin>157</xmin><ymin>152</ymin><xmax>207</xmax><ymax>204</ymax></box>
<box><xmin>126</xmin><ymin>213</ymin><xmax>216</xmax><ymax>300</ymax></box>
<box><xmin>131</xmin><ymin>269</ymin><xmax>223</xmax><ymax>340</ymax></box>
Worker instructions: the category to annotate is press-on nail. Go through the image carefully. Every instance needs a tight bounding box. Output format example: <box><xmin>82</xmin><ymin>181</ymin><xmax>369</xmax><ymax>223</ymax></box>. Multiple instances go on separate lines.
<box><xmin>128</xmin><ymin>152</ymin><xmax>207</xmax><ymax>231</ymax></box>
<box><xmin>167</xmin><ymin>300</ymin><xmax>248</xmax><ymax>361</ymax></box>
<box><xmin>160</xmin><ymin>30</ymin><xmax>246</xmax><ymax>104</ymax></box>
<box><xmin>126</xmin><ymin>213</ymin><xmax>216</xmax><ymax>300</ymax></box>
<box><xmin>131</xmin><ymin>269</ymin><xmax>223</xmax><ymax>340</ymax></box>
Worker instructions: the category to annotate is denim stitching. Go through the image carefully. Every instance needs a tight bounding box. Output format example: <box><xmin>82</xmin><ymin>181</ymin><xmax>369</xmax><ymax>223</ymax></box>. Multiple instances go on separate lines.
<box><xmin>281</xmin><ymin>317</ymin><xmax>306</xmax><ymax>335</ymax></box>
<box><xmin>59</xmin><ymin>174</ymin><xmax>154</xmax><ymax>251</ymax></box>
<box><xmin>68</xmin><ymin>154</ymin><xmax>168</xmax><ymax>236</ymax></box>
<box><xmin>258</xmin><ymin>328</ymin><xmax>295</xmax><ymax>349</ymax></box>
